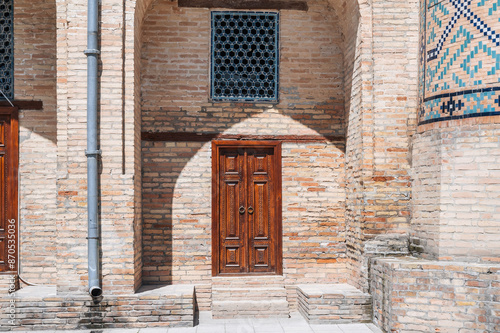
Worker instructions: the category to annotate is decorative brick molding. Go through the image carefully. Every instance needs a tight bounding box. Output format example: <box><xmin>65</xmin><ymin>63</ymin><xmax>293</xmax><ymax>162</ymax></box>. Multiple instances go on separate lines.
<box><xmin>417</xmin><ymin>114</ymin><xmax>500</xmax><ymax>133</ymax></box>
<box><xmin>178</xmin><ymin>0</ymin><xmax>308</xmax><ymax>11</ymax></box>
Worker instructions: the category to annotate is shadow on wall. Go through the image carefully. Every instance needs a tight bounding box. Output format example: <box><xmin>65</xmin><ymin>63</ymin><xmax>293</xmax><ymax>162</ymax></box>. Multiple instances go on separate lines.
<box><xmin>140</xmin><ymin>110</ymin><xmax>348</xmax><ymax>285</ymax></box>
<box><xmin>138</xmin><ymin>0</ymin><xmax>360</xmax><ymax>285</ymax></box>
<box><xmin>16</xmin><ymin>0</ymin><xmax>58</xmax><ymax>145</ymax></box>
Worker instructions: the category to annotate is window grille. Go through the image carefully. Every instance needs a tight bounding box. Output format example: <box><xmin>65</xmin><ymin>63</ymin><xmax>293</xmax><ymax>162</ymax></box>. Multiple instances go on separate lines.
<box><xmin>211</xmin><ymin>11</ymin><xmax>279</xmax><ymax>102</ymax></box>
<box><xmin>0</xmin><ymin>0</ymin><xmax>13</xmax><ymax>100</ymax></box>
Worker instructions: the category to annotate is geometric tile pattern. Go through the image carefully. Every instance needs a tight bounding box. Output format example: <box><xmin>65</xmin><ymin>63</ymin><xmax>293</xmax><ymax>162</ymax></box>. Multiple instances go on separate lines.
<box><xmin>419</xmin><ymin>0</ymin><xmax>500</xmax><ymax>124</ymax></box>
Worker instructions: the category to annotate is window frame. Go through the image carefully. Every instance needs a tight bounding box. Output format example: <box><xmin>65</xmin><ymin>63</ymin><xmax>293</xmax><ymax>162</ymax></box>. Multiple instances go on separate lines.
<box><xmin>210</xmin><ymin>10</ymin><xmax>280</xmax><ymax>103</ymax></box>
<box><xmin>0</xmin><ymin>0</ymin><xmax>14</xmax><ymax>100</ymax></box>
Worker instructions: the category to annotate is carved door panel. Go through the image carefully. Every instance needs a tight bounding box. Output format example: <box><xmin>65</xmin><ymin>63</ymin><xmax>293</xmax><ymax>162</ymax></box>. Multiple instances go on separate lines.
<box><xmin>0</xmin><ymin>107</ymin><xmax>18</xmax><ymax>273</ymax></box>
<box><xmin>212</xmin><ymin>141</ymin><xmax>282</xmax><ymax>276</ymax></box>
<box><xmin>218</xmin><ymin>149</ymin><xmax>246</xmax><ymax>274</ymax></box>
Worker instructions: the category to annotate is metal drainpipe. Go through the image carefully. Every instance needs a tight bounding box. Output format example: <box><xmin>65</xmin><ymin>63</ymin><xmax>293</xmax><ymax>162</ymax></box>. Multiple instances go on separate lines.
<box><xmin>84</xmin><ymin>0</ymin><xmax>102</xmax><ymax>298</ymax></box>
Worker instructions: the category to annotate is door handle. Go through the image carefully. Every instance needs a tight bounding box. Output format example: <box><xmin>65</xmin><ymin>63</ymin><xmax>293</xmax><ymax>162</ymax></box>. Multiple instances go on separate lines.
<box><xmin>239</xmin><ymin>206</ymin><xmax>245</xmax><ymax>214</ymax></box>
<box><xmin>248</xmin><ymin>206</ymin><xmax>254</xmax><ymax>215</ymax></box>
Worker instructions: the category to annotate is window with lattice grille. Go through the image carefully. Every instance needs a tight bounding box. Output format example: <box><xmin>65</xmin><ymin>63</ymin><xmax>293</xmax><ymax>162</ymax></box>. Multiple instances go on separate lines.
<box><xmin>211</xmin><ymin>11</ymin><xmax>279</xmax><ymax>102</ymax></box>
<box><xmin>0</xmin><ymin>0</ymin><xmax>13</xmax><ymax>100</ymax></box>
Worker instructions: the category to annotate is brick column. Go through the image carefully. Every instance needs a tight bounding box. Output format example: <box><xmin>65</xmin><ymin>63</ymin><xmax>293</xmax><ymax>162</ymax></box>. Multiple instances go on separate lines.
<box><xmin>55</xmin><ymin>0</ymin><xmax>139</xmax><ymax>295</ymax></box>
<box><xmin>412</xmin><ymin>0</ymin><xmax>500</xmax><ymax>262</ymax></box>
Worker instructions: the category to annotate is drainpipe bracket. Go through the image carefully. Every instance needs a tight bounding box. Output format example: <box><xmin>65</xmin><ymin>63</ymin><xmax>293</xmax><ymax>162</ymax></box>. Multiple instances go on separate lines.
<box><xmin>85</xmin><ymin>149</ymin><xmax>102</xmax><ymax>157</ymax></box>
<box><xmin>84</xmin><ymin>49</ymin><xmax>101</xmax><ymax>56</ymax></box>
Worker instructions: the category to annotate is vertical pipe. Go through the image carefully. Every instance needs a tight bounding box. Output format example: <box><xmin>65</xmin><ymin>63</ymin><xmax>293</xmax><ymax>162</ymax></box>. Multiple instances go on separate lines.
<box><xmin>85</xmin><ymin>0</ymin><xmax>102</xmax><ymax>298</ymax></box>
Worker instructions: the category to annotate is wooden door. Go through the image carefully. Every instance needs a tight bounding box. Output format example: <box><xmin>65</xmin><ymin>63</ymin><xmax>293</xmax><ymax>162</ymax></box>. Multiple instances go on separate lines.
<box><xmin>212</xmin><ymin>141</ymin><xmax>282</xmax><ymax>276</ymax></box>
<box><xmin>0</xmin><ymin>107</ymin><xmax>18</xmax><ymax>273</ymax></box>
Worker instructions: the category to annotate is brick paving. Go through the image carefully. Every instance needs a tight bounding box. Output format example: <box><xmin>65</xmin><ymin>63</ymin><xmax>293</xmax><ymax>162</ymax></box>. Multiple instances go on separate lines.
<box><xmin>11</xmin><ymin>312</ymin><xmax>382</xmax><ymax>333</ymax></box>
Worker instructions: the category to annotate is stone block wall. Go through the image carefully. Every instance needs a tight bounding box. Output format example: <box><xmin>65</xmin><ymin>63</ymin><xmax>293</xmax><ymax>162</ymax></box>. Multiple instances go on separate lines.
<box><xmin>371</xmin><ymin>257</ymin><xmax>500</xmax><ymax>333</ymax></box>
<box><xmin>9</xmin><ymin>0</ymin><xmax>369</xmax><ymax>299</ymax></box>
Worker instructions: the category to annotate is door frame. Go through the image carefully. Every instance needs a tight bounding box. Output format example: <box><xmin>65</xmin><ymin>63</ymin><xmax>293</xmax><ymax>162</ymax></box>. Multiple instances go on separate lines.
<box><xmin>212</xmin><ymin>140</ymin><xmax>282</xmax><ymax>276</ymax></box>
<box><xmin>0</xmin><ymin>107</ymin><xmax>18</xmax><ymax>273</ymax></box>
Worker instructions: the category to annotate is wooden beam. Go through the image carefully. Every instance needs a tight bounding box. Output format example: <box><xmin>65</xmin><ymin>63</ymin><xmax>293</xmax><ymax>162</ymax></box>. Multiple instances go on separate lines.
<box><xmin>141</xmin><ymin>132</ymin><xmax>345</xmax><ymax>143</ymax></box>
<box><xmin>178</xmin><ymin>0</ymin><xmax>308</xmax><ymax>11</ymax></box>
<box><xmin>0</xmin><ymin>100</ymin><xmax>43</xmax><ymax>110</ymax></box>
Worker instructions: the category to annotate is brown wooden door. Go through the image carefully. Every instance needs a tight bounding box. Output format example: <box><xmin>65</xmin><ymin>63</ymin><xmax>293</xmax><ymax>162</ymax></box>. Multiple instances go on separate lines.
<box><xmin>0</xmin><ymin>107</ymin><xmax>18</xmax><ymax>273</ymax></box>
<box><xmin>212</xmin><ymin>141</ymin><xmax>282</xmax><ymax>276</ymax></box>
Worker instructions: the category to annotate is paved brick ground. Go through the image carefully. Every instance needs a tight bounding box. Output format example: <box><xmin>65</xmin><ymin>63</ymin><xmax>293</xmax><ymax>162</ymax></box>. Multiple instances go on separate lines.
<box><xmin>11</xmin><ymin>312</ymin><xmax>382</xmax><ymax>333</ymax></box>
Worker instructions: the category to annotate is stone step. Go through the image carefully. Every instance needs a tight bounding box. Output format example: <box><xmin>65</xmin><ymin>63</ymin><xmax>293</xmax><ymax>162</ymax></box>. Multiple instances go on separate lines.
<box><xmin>212</xmin><ymin>286</ymin><xmax>288</xmax><ymax>301</ymax></box>
<box><xmin>212</xmin><ymin>275</ymin><xmax>285</xmax><ymax>288</ymax></box>
<box><xmin>212</xmin><ymin>300</ymin><xmax>290</xmax><ymax>319</ymax></box>
<box><xmin>211</xmin><ymin>276</ymin><xmax>289</xmax><ymax>318</ymax></box>
<box><xmin>297</xmin><ymin>284</ymin><xmax>372</xmax><ymax>324</ymax></box>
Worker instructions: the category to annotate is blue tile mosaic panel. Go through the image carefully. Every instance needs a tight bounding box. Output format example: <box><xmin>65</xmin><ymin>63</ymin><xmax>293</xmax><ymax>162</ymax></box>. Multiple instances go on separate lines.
<box><xmin>420</xmin><ymin>0</ymin><xmax>500</xmax><ymax>124</ymax></box>
<box><xmin>211</xmin><ymin>11</ymin><xmax>279</xmax><ymax>102</ymax></box>
<box><xmin>0</xmin><ymin>0</ymin><xmax>13</xmax><ymax>100</ymax></box>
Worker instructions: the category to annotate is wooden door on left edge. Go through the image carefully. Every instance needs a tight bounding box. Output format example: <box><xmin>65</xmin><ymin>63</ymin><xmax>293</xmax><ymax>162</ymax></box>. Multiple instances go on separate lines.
<box><xmin>212</xmin><ymin>140</ymin><xmax>282</xmax><ymax>276</ymax></box>
<box><xmin>0</xmin><ymin>107</ymin><xmax>18</xmax><ymax>273</ymax></box>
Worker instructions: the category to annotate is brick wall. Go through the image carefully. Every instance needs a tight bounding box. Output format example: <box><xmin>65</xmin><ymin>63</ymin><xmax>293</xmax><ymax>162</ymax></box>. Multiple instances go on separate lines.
<box><xmin>341</xmin><ymin>0</ymin><xmax>366</xmax><ymax>292</ymax></box>
<box><xmin>12</xmin><ymin>0</ymin><xmax>358</xmax><ymax>297</ymax></box>
<box><xmin>369</xmin><ymin>0</ymin><xmax>417</xmax><ymax>236</ymax></box>
<box><xmin>282</xmin><ymin>142</ymin><xmax>347</xmax><ymax>283</ymax></box>
<box><xmin>414</xmin><ymin>0</ymin><xmax>500</xmax><ymax>263</ymax></box>
<box><xmin>0</xmin><ymin>285</ymin><xmax>195</xmax><ymax>330</ymax></box>
<box><xmin>15</xmin><ymin>0</ymin><xmax>58</xmax><ymax>285</ymax></box>
<box><xmin>141</xmin><ymin>140</ymin><xmax>347</xmax><ymax>284</ymax></box>
<box><xmin>344</xmin><ymin>0</ymin><xmax>419</xmax><ymax>291</ymax></box>
<box><xmin>411</xmin><ymin>117</ymin><xmax>500</xmax><ymax>262</ymax></box>
<box><xmin>371</xmin><ymin>257</ymin><xmax>500</xmax><ymax>332</ymax></box>
<box><xmin>141</xmin><ymin>0</ymin><xmax>344</xmax><ymax>136</ymax></box>
<box><xmin>282</xmin><ymin>142</ymin><xmax>348</xmax><ymax>309</ymax></box>
<box><xmin>141</xmin><ymin>140</ymin><xmax>212</xmax><ymax>285</ymax></box>
<box><xmin>54</xmin><ymin>0</ymin><xmax>138</xmax><ymax>295</ymax></box>
<box><xmin>140</xmin><ymin>0</ymin><xmax>347</xmax><ymax>292</ymax></box>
